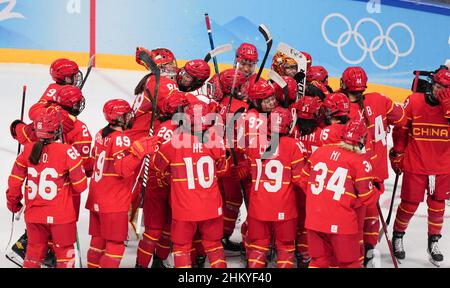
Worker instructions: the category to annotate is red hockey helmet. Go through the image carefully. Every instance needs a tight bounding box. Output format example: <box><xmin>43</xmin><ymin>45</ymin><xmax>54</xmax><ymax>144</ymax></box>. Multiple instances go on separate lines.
<box><xmin>177</xmin><ymin>59</ymin><xmax>211</xmax><ymax>91</ymax></box>
<box><xmin>322</xmin><ymin>93</ymin><xmax>350</xmax><ymax>117</ymax></box>
<box><xmin>151</xmin><ymin>48</ymin><xmax>178</xmax><ymax>79</ymax></box>
<box><xmin>273</xmin><ymin>76</ymin><xmax>298</xmax><ymax>104</ymax></box>
<box><xmin>34</xmin><ymin>110</ymin><xmax>62</xmax><ymax>139</ymax></box>
<box><xmin>220</xmin><ymin>69</ymin><xmax>247</xmax><ymax>95</ymax></box>
<box><xmin>55</xmin><ymin>86</ymin><xmax>85</xmax><ymax>116</ymax></box>
<box><xmin>340</xmin><ymin>66</ymin><xmax>368</xmax><ymax>92</ymax></box>
<box><xmin>307</xmin><ymin>66</ymin><xmax>329</xmax><ymax>84</ymax></box>
<box><xmin>50</xmin><ymin>58</ymin><xmax>82</xmax><ymax>86</ymax></box>
<box><xmin>248</xmin><ymin>78</ymin><xmax>275</xmax><ymax>101</ymax></box>
<box><xmin>236</xmin><ymin>43</ymin><xmax>258</xmax><ymax>63</ymax></box>
<box><xmin>342</xmin><ymin>118</ymin><xmax>368</xmax><ymax>147</ymax></box>
<box><xmin>433</xmin><ymin>68</ymin><xmax>450</xmax><ymax>88</ymax></box>
<box><xmin>151</xmin><ymin>48</ymin><xmax>176</xmax><ymax>66</ymax></box>
<box><xmin>294</xmin><ymin>96</ymin><xmax>322</xmax><ymax>120</ymax></box>
<box><xmin>301</xmin><ymin>51</ymin><xmax>312</xmax><ymax>70</ymax></box>
<box><xmin>103</xmin><ymin>99</ymin><xmax>135</xmax><ymax>128</ymax></box>
<box><xmin>184</xmin><ymin>59</ymin><xmax>211</xmax><ymax>81</ymax></box>
<box><xmin>269</xmin><ymin>106</ymin><xmax>293</xmax><ymax>135</ymax></box>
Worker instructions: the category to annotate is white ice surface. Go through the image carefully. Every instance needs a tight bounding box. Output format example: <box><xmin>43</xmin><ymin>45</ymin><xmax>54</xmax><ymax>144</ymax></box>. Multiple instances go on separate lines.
<box><xmin>0</xmin><ymin>63</ymin><xmax>448</xmax><ymax>268</ymax></box>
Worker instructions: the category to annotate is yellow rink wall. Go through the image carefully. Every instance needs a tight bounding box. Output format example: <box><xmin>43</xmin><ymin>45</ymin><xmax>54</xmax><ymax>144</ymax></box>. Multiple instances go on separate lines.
<box><xmin>0</xmin><ymin>48</ymin><xmax>412</xmax><ymax>103</ymax></box>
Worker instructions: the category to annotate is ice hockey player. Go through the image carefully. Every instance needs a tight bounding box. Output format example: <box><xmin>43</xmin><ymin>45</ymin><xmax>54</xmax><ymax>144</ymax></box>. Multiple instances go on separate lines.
<box><xmin>86</xmin><ymin>99</ymin><xmax>159</xmax><ymax>268</ymax></box>
<box><xmin>6</xmin><ymin>109</ymin><xmax>87</xmax><ymax>268</ymax></box>
<box><xmin>272</xmin><ymin>52</ymin><xmax>299</xmax><ymax>78</ymax></box>
<box><xmin>340</xmin><ymin>66</ymin><xmax>406</xmax><ymax>267</ymax></box>
<box><xmin>10</xmin><ymin>58</ymin><xmax>83</xmax><ymax>148</ymax></box>
<box><xmin>290</xmin><ymin>95</ymin><xmax>323</xmax><ymax>156</ymax></box>
<box><xmin>300</xmin><ymin>119</ymin><xmax>381</xmax><ymax>268</ymax></box>
<box><xmin>212</xmin><ymin>69</ymin><xmax>250</xmax><ymax>257</ymax></box>
<box><xmin>390</xmin><ymin>67</ymin><xmax>450</xmax><ymax>267</ymax></box>
<box><xmin>244</xmin><ymin>106</ymin><xmax>307</xmax><ymax>268</ymax></box>
<box><xmin>151</xmin><ymin>101</ymin><xmax>228</xmax><ymax>268</ymax></box>
<box><xmin>176</xmin><ymin>59</ymin><xmax>211</xmax><ymax>93</ymax></box>
<box><xmin>234</xmin><ymin>43</ymin><xmax>258</xmax><ymax>80</ymax></box>
<box><xmin>9</xmin><ymin>86</ymin><xmax>93</xmax><ymax>267</ymax></box>
<box><xmin>307</xmin><ymin>66</ymin><xmax>333</xmax><ymax>93</ymax></box>
<box><xmin>289</xmin><ymin>95</ymin><xmax>323</xmax><ymax>267</ymax></box>
<box><xmin>319</xmin><ymin>92</ymin><xmax>351</xmax><ymax>144</ymax></box>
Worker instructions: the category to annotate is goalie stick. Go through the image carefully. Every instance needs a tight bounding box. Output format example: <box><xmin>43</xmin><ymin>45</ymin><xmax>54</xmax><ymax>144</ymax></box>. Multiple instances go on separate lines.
<box><xmin>254</xmin><ymin>24</ymin><xmax>273</xmax><ymax>83</ymax></box>
<box><xmin>133</xmin><ymin>49</ymin><xmax>161</xmax><ymax>235</ymax></box>
<box><xmin>276</xmin><ymin>42</ymin><xmax>308</xmax><ymax>100</ymax></box>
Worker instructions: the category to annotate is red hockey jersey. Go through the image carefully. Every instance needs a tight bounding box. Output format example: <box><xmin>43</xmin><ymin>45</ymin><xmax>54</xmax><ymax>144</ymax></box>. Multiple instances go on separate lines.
<box><xmin>28</xmin><ymin>83</ymin><xmax>66</xmax><ymax>121</ymax></box>
<box><xmin>151</xmin><ymin>130</ymin><xmax>228</xmax><ymax>221</ymax></box>
<box><xmin>245</xmin><ymin>135</ymin><xmax>306</xmax><ymax>221</ymax></box>
<box><xmin>396</xmin><ymin>93</ymin><xmax>450</xmax><ymax>175</ymax></box>
<box><xmin>349</xmin><ymin>92</ymin><xmax>406</xmax><ymax>180</ymax></box>
<box><xmin>301</xmin><ymin>144</ymin><xmax>379</xmax><ymax>234</ymax></box>
<box><xmin>8</xmin><ymin>142</ymin><xmax>87</xmax><ymax>224</ymax></box>
<box><xmin>87</xmin><ymin>129</ymin><xmax>140</xmax><ymax>213</ymax></box>
<box><xmin>290</xmin><ymin>126</ymin><xmax>323</xmax><ymax>159</ymax></box>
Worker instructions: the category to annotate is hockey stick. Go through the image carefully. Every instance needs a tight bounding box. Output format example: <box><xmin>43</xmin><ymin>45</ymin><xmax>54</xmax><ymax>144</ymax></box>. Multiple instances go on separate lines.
<box><xmin>17</xmin><ymin>85</ymin><xmax>26</xmax><ymax>154</ymax></box>
<box><xmin>376</xmin><ymin>203</ymin><xmax>399</xmax><ymax>268</ymax></box>
<box><xmin>79</xmin><ymin>54</ymin><xmax>96</xmax><ymax>90</ymax></box>
<box><xmin>268</xmin><ymin>70</ymin><xmax>289</xmax><ymax>108</ymax></box>
<box><xmin>5</xmin><ymin>85</ymin><xmax>27</xmax><ymax>267</ymax></box>
<box><xmin>134</xmin><ymin>50</ymin><xmax>161</xmax><ymax>235</ymax></box>
<box><xmin>225</xmin><ymin>63</ymin><xmax>249</xmax><ymax>210</ymax></box>
<box><xmin>378</xmin><ymin>173</ymin><xmax>400</xmax><ymax>242</ymax></box>
<box><xmin>254</xmin><ymin>24</ymin><xmax>273</xmax><ymax>83</ymax></box>
<box><xmin>204</xmin><ymin>44</ymin><xmax>233</xmax><ymax>64</ymax></box>
<box><xmin>276</xmin><ymin>42</ymin><xmax>308</xmax><ymax>99</ymax></box>
<box><xmin>204</xmin><ymin>13</ymin><xmax>220</xmax><ymax>75</ymax></box>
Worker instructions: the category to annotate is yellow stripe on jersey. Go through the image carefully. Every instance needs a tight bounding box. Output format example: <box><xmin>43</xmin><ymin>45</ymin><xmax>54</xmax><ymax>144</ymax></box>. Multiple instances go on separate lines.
<box><xmin>358</xmin><ymin>190</ymin><xmax>374</xmax><ymax>198</ymax></box>
<box><xmin>71</xmin><ymin>176</ymin><xmax>87</xmax><ymax>186</ymax></box>
<box><xmin>72</xmin><ymin>141</ymin><xmax>92</xmax><ymax>145</ymax></box>
<box><xmin>68</xmin><ymin>160</ymin><xmax>83</xmax><ymax>172</ymax></box>
<box><xmin>355</xmin><ymin>177</ymin><xmax>373</xmax><ymax>182</ymax></box>
<box><xmin>10</xmin><ymin>174</ymin><xmax>24</xmax><ymax>181</ymax></box>
<box><xmin>15</xmin><ymin>160</ymin><xmax>26</xmax><ymax>168</ymax></box>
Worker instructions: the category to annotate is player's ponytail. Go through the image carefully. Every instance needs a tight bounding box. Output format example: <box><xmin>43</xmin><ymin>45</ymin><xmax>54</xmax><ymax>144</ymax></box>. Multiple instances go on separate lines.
<box><xmin>29</xmin><ymin>140</ymin><xmax>45</xmax><ymax>165</ymax></box>
<box><xmin>298</xmin><ymin>118</ymin><xmax>318</xmax><ymax>136</ymax></box>
<box><xmin>357</xmin><ymin>96</ymin><xmax>370</xmax><ymax>126</ymax></box>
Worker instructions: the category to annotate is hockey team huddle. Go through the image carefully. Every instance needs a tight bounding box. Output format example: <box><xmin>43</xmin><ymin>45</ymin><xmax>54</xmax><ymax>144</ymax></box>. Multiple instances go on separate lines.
<box><xmin>5</xmin><ymin>41</ymin><xmax>450</xmax><ymax>269</ymax></box>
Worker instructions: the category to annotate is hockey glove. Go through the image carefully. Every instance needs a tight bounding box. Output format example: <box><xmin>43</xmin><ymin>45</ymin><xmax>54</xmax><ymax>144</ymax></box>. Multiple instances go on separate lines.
<box><xmin>10</xmin><ymin>119</ymin><xmax>25</xmax><ymax>140</ymax></box>
<box><xmin>6</xmin><ymin>189</ymin><xmax>23</xmax><ymax>213</ymax></box>
<box><xmin>389</xmin><ymin>148</ymin><xmax>404</xmax><ymax>175</ymax></box>
<box><xmin>436</xmin><ymin>87</ymin><xmax>450</xmax><ymax>119</ymax></box>
<box><xmin>130</xmin><ymin>136</ymin><xmax>160</xmax><ymax>160</ymax></box>
<box><xmin>136</xmin><ymin>47</ymin><xmax>152</xmax><ymax>69</ymax></box>
<box><xmin>372</xmin><ymin>177</ymin><xmax>385</xmax><ymax>194</ymax></box>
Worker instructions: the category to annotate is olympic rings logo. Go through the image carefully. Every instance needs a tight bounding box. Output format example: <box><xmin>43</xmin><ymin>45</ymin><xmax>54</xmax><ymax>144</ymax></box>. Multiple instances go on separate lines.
<box><xmin>321</xmin><ymin>13</ymin><xmax>415</xmax><ymax>70</ymax></box>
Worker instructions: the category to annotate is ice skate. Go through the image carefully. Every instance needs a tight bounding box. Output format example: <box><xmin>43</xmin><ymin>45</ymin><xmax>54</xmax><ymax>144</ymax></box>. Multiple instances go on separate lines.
<box><xmin>427</xmin><ymin>235</ymin><xmax>443</xmax><ymax>267</ymax></box>
<box><xmin>392</xmin><ymin>231</ymin><xmax>405</xmax><ymax>263</ymax></box>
